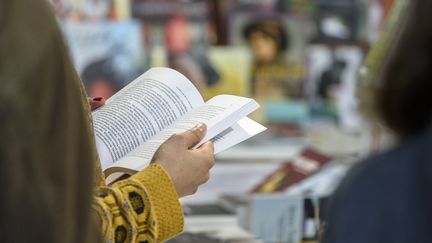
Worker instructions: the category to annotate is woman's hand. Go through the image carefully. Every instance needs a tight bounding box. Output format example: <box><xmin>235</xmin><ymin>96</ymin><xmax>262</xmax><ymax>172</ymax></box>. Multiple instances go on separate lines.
<box><xmin>88</xmin><ymin>97</ymin><xmax>106</xmax><ymax>111</ymax></box>
<box><xmin>152</xmin><ymin>124</ymin><xmax>215</xmax><ymax>197</ymax></box>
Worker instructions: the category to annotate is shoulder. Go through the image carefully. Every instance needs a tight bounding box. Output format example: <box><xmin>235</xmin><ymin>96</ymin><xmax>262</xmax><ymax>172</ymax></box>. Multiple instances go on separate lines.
<box><xmin>322</xmin><ymin>132</ymin><xmax>432</xmax><ymax>243</ymax></box>
<box><xmin>339</xmin><ymin>132</ymin><xmax>428</xmax><ymax>198</ymax></box>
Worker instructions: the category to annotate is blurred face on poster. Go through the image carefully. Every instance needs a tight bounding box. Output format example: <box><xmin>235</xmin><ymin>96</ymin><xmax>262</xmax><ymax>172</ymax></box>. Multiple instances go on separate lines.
<box><xmin>249</xmin><ymin>31</ymin><xmax>279</xmax><ymax>63</ymax></box>
<box><xmin>241</xmin><ymin>18</ymin><xmax>306</xmax><ymax>101</ymax></box>
<box><xmin>244</xmin><ymin>20</ymin><xmax>288</xmax><ymax>64</ymax></box>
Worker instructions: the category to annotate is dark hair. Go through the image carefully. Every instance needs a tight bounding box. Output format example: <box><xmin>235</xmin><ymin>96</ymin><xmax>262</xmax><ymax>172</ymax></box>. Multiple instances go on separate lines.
<box><xmin>363</xmin><ymin>1</ymin><xmax>432</xmax><ymax>137</ymax></box>
<box><xmin>243</xmin><ymin>19</ymin><xmax>290</xmax><ymax>52</ymax></box>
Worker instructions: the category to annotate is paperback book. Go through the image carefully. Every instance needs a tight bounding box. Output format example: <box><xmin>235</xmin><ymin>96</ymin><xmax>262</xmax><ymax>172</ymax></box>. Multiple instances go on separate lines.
<box><xmin>93</xmin><ymin>67</ymin><xmax>266</xmax><ymax>183</ymax></box>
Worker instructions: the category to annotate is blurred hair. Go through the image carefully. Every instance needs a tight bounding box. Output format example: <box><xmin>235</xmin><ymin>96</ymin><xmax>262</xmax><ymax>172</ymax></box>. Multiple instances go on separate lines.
<box><xmin>360</xmin><ymin>0</ymin><xmax>432</xmax><ymax>138</ymax></box>
<box><xmin>0</xmin><ymin>0</ymin><xmax>99</xmax><ymax>242</ymax></box>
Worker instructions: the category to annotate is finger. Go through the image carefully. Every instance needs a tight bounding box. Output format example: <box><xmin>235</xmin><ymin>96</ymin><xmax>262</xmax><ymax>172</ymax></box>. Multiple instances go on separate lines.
<box><xmin>199</xmin><ymin>141</ymin><xmax>215</xmax><ymax>168</ymax></box>
<box><xmin>180</xmin><ymin>123</ymin><xmax>207</xmax><ymax>148</ymax></box>
<box><xmin>199</xmin><ymin>141</ymin><xmax>214</xmax><ymax>154</ymax></box>
<box><xmin>89</xmin><ymin>97</ymin><xmax>105</xmax><ymax>111</ymax></box>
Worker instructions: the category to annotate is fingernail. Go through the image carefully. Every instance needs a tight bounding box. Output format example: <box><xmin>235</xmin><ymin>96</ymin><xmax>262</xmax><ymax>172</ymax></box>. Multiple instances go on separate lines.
<box><xmin>195</xmin><ymin>123</ymin><xmax>205</xmax><ymax>132</ymax></box>
<box><xmin>93</xmin><ymin>97</ymin><xmax>103</xmax><ymax>101</ymax></box>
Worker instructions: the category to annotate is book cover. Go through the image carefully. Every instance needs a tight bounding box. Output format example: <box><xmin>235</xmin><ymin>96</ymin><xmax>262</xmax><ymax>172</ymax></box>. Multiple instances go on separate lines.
<box><xmin>202</xmin><ymin>47</ymin><xmax>251</xmax><ymax>100</ymax></box>
<box><xmin>229</xmin><ymin>12</ymin><xmax>307</xmax><ymax>106</ymax></box>
<box><xmin>131</xmin><ymin>0</ymin><xmax>217</xmax><ymax>96</ymax></box>
<box><xmin>251</xmin><ymin>149</ymin><xmax>332</xmax><ymax>193</ymax></box>
<box><xmin>61</xmin><ymin>21</ymin><xmax>145</xmax><ymax>98</ymax></box>
<box><xmin>305</xmin><ymin>44</ymin><xmax>364</xmax><ymax>127</ymax></box>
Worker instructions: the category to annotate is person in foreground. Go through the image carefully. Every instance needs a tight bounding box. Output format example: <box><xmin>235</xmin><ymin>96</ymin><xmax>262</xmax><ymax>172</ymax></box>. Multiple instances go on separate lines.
<box><xmin>0</xmin><ymin>0</ymin><xmax>214</xmax><ymax>242</ymax></box>
<box><xmin>322</xmin><ymin>1</ymin><xmax>432</xmax><ymax>242</ymax></box>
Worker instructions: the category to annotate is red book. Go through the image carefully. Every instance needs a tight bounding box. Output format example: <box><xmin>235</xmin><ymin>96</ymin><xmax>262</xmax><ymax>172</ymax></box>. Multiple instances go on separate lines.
<box><xmin>251</xmin><ymin>148</ymin><xmax>331</xmax><ymax>193</ymax></box>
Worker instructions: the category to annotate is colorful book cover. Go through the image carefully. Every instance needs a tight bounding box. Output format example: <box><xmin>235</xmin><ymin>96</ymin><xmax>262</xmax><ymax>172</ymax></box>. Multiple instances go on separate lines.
<box><xmin>251</xmin><ymin>149</ymin><xmax>332</xmax><ymax>193</ymax></box>
<box><xmin>61</xmin><ymin>21</ymin><xmax>145</xmax><ymax>98</ymax></box>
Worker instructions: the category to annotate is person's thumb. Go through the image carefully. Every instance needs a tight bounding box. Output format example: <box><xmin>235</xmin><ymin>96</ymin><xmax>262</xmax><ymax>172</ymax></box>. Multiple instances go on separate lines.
<box><xmin>181</xmin><ymin>123</ymin><xmax>207</xmax><ymax>148</ymax></box>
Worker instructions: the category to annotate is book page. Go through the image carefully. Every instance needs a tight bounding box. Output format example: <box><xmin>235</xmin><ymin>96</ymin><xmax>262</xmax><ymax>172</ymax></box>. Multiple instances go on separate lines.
<box><xmin>104</xmin><ymin>95</ymin><xmax>263</xmax><ymax>178</ymax></box>
<box><xmin>93</xmin><ymin>67</ymin><xmax>204</xmax><ymax>169</ymax></box>
<box><xmin>210</xmin><ymin>117</ymin><xmax>266</xmax><ymax>154</ymax></box>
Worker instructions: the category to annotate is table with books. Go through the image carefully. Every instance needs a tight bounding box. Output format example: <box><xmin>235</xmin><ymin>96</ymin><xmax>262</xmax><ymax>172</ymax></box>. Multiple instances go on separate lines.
<box><xmin>175</xmin><ymin>123</ymin><xmax>363</xmax><ymax>243</ymax></box>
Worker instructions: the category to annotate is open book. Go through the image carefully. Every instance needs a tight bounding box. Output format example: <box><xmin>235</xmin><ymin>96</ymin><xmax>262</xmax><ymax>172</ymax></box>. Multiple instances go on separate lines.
<box><xmin>93</xmin><ymin>67</ymin><xmax>266</xmax><ymax>183</ymax></box>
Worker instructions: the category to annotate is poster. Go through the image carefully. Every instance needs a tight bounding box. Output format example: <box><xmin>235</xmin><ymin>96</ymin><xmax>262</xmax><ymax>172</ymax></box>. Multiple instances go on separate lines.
<box><xmin>62</xmin><ymin>21</ymin><xmax>145</xmax><ymax>98</ymax></box>
<box><xmin>229</xmin><ymin>13</ymin><xmax>307</xmax><ymax>102</ymax></box>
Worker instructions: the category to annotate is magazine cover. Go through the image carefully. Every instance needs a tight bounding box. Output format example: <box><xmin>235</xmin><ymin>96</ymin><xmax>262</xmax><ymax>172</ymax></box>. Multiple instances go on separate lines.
<box><xmin>61</xmin><ymin>21</ymin><xmax>145</xmax><ymax>98</ymax></box>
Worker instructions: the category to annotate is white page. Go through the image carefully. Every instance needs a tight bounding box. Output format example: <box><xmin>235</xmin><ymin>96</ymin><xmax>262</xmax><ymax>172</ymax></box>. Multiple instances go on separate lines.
<box><xmin>211</xmin><ymin>117</ymin><xmax>266</xmax><ymax>154</ymax></box>
<box><xmin>93</xmin><ymin>67</ymin><xmax>204</xmax><ymax>169</ymax></box>
<box><xmin>104</xmin><ymin>95</ymin><xmax>262</xmax><ymax>178</ymax></box>
<box><xmin>193</xmin><ymin>95</ymin><xmax>260</xmax><ymax>148</ymax></box>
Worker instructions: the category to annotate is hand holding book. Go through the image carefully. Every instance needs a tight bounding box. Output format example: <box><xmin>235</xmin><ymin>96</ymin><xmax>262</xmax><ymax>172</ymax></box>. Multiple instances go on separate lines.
<box><xmin>152</xmin><ymin>123</ymin><xmax>215</xmax><ymax>197</ymax></box>
<box><xmin>92</xmin><ymin>67</ymin><xmax>266</xmax><ymax>184</ymax></box>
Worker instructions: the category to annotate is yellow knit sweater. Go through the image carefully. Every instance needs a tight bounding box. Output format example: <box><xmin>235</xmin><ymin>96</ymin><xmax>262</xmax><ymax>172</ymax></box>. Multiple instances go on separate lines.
<box><xmin>94</xmin><ymin>164</ymin><xmax>184</xmax><ymax>242</ymax></box>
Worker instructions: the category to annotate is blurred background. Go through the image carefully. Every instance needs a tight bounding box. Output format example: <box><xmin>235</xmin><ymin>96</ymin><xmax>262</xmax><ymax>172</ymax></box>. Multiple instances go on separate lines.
<box><xmin>52</xmin><ymin>0</ymin><xmax>394</xmax><ymax>242</ymax></box>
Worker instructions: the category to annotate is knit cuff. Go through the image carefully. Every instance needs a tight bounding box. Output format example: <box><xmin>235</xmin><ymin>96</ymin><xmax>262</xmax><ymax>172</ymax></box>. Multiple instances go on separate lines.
<box><xmin>130</xmin><ymin>163</ymin><xmax>184</xmax><ymax>241</ymax></box>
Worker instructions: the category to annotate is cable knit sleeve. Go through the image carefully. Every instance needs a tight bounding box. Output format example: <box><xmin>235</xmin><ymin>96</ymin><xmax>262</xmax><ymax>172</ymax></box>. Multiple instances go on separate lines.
<box><xmin>93</xmin><ymin>164</ymin><xmax>184</xmax><ymax>242</ymax></box>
